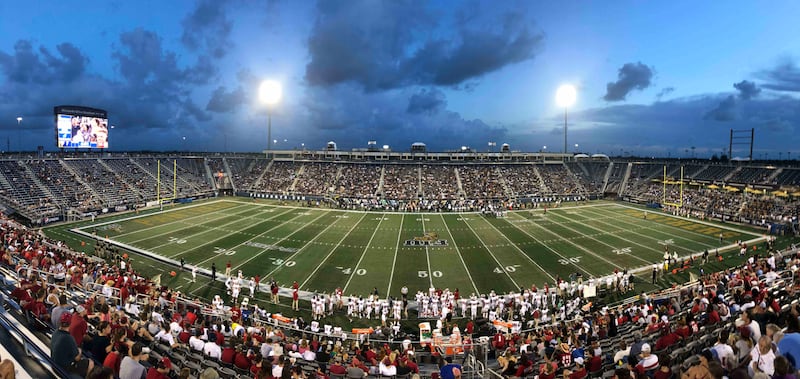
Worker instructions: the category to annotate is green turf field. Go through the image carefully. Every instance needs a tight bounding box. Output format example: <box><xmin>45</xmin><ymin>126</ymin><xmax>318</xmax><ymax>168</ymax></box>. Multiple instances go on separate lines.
<box><xmin>71</xmin><ymin>199</ymin><xmax>766</xmax><ymax>298</ymax></box>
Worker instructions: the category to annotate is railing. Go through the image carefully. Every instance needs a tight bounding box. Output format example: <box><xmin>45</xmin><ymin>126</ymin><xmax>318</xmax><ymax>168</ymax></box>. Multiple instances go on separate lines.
<box><xmin>0</xmin><ymin>295</ymin><xmax>68</xmax><ymax>378</ymax></box>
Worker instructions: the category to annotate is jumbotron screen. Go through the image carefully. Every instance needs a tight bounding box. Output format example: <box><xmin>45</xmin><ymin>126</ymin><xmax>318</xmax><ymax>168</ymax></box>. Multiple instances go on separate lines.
<box><xmin>54</xmin><ymin>105</ymin><xmax>109</xmax><ymax>149</ymax></box>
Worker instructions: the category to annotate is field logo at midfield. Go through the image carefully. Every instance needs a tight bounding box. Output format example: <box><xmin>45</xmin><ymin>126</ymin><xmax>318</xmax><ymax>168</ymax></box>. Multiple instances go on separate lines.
<box><xmin>404</xmin><ymin>232</ymin><xmax>448</xmax><ymax>246</ymax></box>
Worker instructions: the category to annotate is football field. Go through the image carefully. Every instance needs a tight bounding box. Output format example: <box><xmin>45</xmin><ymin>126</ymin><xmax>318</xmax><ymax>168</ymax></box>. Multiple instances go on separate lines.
<box><xmin>73</xmin><ymin>199</ymin><xmax>765</xmax><ymax>297</ymax></box>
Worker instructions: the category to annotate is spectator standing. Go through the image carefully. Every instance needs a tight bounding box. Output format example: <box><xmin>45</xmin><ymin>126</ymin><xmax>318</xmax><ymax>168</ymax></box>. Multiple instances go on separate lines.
<box><xmin>52</xmin><ymin>312</ymin><xmax>94</xmax><ymax>378</ymax></box>
<box><xmin>119</xmin><ymin>342</ymin><xmax>148</xmax><ymax>379</ymax></box>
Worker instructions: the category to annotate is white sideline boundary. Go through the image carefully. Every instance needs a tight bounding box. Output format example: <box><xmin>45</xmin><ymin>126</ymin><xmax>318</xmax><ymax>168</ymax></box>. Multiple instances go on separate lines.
<box><xmin>69</xmin><ymin>198</ymin><xmax>772</xmax><ymax>300</ymax></box>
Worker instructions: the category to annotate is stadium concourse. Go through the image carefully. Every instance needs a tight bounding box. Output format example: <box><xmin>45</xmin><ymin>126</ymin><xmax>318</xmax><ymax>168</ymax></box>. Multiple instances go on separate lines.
<box><xmin>0</xmin><ymin>152</ymin><xmax>799</xmax><ymax>378</ymax></box>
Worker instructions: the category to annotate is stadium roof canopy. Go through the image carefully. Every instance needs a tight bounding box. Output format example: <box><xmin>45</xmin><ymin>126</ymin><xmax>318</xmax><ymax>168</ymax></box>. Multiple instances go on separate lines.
<box><xmin>574</xmin><ymin>153</ymin><xmax>590</xmax><ymax>159</ymax></box>
<box><xmin>591</xmin><ymin>154</ymin><xmax>610</xmax><ymax>160</ymax></box>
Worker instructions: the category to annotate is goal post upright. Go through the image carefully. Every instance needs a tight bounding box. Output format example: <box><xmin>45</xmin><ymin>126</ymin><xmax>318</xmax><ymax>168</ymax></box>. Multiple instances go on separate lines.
<box><xmin>662</xmin><ymin>165</ymin><xmax>684</xmax><ymax>208</ymax></box>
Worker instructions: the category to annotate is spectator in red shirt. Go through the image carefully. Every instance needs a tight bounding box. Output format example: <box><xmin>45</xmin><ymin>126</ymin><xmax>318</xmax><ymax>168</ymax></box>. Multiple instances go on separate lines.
<box><xmin>146</xmin><ymin>357</ymin><xmax>172</xmax><ymax>379</ymax></box>
<box><xmin>70</xmin><ymin>305</ymin><xmax>89</xmax><ymax>347</ymax></box>
<box><xmin>568</xmin><ymin>357</ymin><xmax>588</xmax><ymax>379</ymax></box>
<box><xmin>328</xmin><ymin>358</ymin><xmax>347</xmax><ymax>375</ymax></box>
<box><xmin>220</xmin><ymin>342</ymin><xmax>236</xmax><ymax>365</ymax></box>
<box><xmin>675</xmin><ymin>319</ymin><xmax>691</xmax><ymax>339</ymax></box>
<box><xmin>586</xmin><ymin>351</ymin><xmax>603</xmax><ymax>373</ymax></box>
<box><xmin>234</xmin><ymin>345</ymin><xmax>251</xmax><ymax>370</ymax></box>
<box><xmin>654</xmin><ymin>329</ymin><xmax>681</xmax><ymax>351</ymax></box>
<box><xmin>364</xmin><ymin>345</ymin><xmax>378</xmax><ymax>366</ymax></box>
<box><xmin>492</xmin><ymin>331</ymin><xmax>507</xmax><ymax>350</ymax></box>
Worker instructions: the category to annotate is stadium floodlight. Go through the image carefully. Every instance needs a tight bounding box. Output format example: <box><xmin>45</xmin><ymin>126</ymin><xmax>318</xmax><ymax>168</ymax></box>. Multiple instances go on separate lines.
<box><xmin>259</xmin><ymin>80</ymin><xmax>282</xmax><ymax>157</ymax></box>
<box><xmin>16</xmin><ymin>117</ymin><xmax>22</xmax><ymax>153</ymax></box>
<box><xmin>574</xmin><ymin>143</ymin><xmax>579</xmax><ymax>152</ymax></box>
<box><xmin>383</xmin><ymin>145</ymin><xmax>390</xmax><ymax>150</ymax></box>
<box><xmin>556</xmin><ymin>84</ymin><xmax>577</xmax><ymax>154</ymax></box>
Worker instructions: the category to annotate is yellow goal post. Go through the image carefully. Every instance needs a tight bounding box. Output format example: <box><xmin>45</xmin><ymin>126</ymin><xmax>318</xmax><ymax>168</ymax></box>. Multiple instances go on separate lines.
<box><xmin>662</xmin><ymin>165</ymin><xmax>684</xmax><ymax>208</ymax></box>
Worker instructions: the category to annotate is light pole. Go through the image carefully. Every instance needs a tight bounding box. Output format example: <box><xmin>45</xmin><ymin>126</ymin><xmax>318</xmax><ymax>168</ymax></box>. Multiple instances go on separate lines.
<box><xmin>16</xmin><ymin>117</ymin><xmax>22</xmax><ymax>153</ymax></box>
<box><xmin>574</xmin><ymin>143</ymin><xmax>579</xmax><ymax>153</ymax></box>
<box><xmin>488</xmin><ymin>141</ymin><xmax>496</xmax><ymax>152</ymax></box>
<box><xmin>182</xmin><ymin>136</ymin><xmax>187</xmax><ymax>151</ymax></box>
<box><xmin>259</xmin><ymin>80</ymin><xmax>282</xmax><ymax>158</ymax></box>
<box><xmin>556</xmin><ymin>85</ymin><xmax>577</xmax><ymax>154</ymax></box>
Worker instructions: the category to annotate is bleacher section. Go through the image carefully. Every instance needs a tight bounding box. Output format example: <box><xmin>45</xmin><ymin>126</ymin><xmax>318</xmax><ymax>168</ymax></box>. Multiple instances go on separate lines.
<box><xmin>0</xmin><ymin>156</ymin><xmax>797</xmax><ymax>227</ymax></box>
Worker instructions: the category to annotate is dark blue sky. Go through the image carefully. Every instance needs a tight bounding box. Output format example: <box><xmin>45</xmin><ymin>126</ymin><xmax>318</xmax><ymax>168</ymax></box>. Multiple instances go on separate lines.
<box><xmin>1</xmin><ymin>0</ymin><xmax>799</xmax><ymax>157</ymax></box>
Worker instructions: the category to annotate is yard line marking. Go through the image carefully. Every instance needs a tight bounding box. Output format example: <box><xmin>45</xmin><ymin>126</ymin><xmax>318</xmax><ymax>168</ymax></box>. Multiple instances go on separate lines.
<box><xmin>300</xmin><ymin>212</ymin><xmax>368</xmax><ymax>289</ymax></box>
<box><xmin>79</xmin><ymin>198</ymin><xmax>238</xmax><ymax>229</ymax></box>
<box><xmin>458</xmin><ymin>213</ymin><xmax>520</xmax><ymax>289</ymax></box>
<box><xmin>144</xmin><ymin>206</ymin><xmax>292</xmax><ymax>255</ymax></box>
<box><xmin>613</xmin><ymin>203</ymin><xmax>762</xmax><ymax>237</ymax></box>
<box><xmin>420</xmin><ymin>215</ymin><xmax>433</xmax><ymax>288</ymax></box>
<box><xmin>126</xmin><ymin>205</ymin><xmax>265</xmax><ymax>244</ymax></box>
<box><xmin>170</xmin><ymin>207</ymin><xmax>297</xmax><ymax>259</ymax></box>
<box><xmin>510</xmin><ymin>212</ymin><xmax>624</xmax><ymax>273</ymax></box>
<box><xmin>502</xmin><ymin>214</ymin><xmax>594</xmax><ymax>277</ymax></box>
<box><xmin>262</xmin><ymin>211</ymin><xmax>344</xmax><ymax>279</ymax></box>
<box><xmin>386</xmin><ymin>214</ymin><xmax>405</xmax><ymax>296</ymax></box>
<box><xmin>439</xmin><ymin>215</ymin><xmax>481</xmax><ymax>295</ymax></box>
<box><xmin>546</xmin><ymin>211</ymin><xmax>657</xmax><ymax>264</ymax></box>
<box><xmin>231</xmin><ymin>211</ymin><xmax>330</xmax><ymax>273</ymax></box>
<box><xmin>109</xmin><ymin>203</ymin><xmax>248</xmax><ymax>237</ymax></box>
<box><xmin>343</xmin><ymin>214</ymin><xmax>387</xmax><ymax>293</ymax></box>
<box><xmin>112</xmin><ymin>203</ymin><xmax>251</xmax><ymax>237</ymax></box>
<box><xmin>476</xmin><ymin>216</ymin><xmax>555</xmax><ymax>282</ymax></box>
<box><xmin>577</xmin><ymin>207</ymin><xmax>717</xmax><ymax>249</ymax></box>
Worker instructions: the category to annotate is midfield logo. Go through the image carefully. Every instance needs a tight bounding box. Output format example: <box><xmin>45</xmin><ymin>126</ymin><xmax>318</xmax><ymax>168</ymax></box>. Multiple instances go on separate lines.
<box><xmin>404</xmin><ymin>232</ymin><xmax>448</xmax><ymax>246</ymax></box>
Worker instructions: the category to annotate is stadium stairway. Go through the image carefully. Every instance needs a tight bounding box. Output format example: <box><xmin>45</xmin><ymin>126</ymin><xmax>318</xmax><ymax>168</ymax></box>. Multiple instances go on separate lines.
<box><xmin>222</xmin><ymin>157</ymin><xmax>237</xmax><ymax>192</ymax></box>
<box><xmin>601</xmin><ymin>162</ymin><xmax>614</xmax><ymax>193</ymax></box>
<box><xmin>252</xmin><ymin>160</ymin><xmax>273</xmax><ymax>189</ymax></box>
<box><xmin>618</xmin><ymin>162</ymin><xmax>633</xmax><ymax>196</ymax></box>
<box><xmin>59</xmin><ymin>159</ymin><xmax>105</xmax><ymax>207</ymax></box>
<box><xmin>202</xmin><ymin>157</ymin><xmax>217</xmax><ymax>189</ymax></box>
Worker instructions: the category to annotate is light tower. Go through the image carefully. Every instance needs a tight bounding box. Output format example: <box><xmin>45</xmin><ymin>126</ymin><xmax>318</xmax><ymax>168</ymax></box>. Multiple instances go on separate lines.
<box><xmin>259</xmin><ymin>80</ymin><xmax>282</xmax><ymax>158</ymax></box>
<box><xmin>556</xmin><ymin>85</ymin><xmax>577</xmax><ymax>154</ymax></box>
<box><xmin>16</xmin><ymin>117</ymin><xmax>22</xmax><ymax>153</ymax></box>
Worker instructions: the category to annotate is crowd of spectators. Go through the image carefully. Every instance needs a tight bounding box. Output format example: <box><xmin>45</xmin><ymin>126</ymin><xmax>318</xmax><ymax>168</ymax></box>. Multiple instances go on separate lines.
<box><xmin>538</xmin><ymin>164</ymin><xmax>586</xmax><ymax>195</ymax></box>
<box><xmin>421</xmin><ymin>165</ymin><xmax>458</xmax><ymax>200</ymax></box>
<box><xmin>227</xmin><ymin>158</ymin><xmax>263</xmax><ymax>190</ymax></box>
<box><xmin>257</xmin><ymin>162</ymin><xmax>299</xmax><ymax>195</ymax></box>
<box><xmin>381</xmin><ymin>165</ymin><xmax>419</xmax><ymax>200</ymax></box>
<box><xmin>458</xmin><ymin>166</ymin><xmax>506</xmax><ymax>199</ymax></box>
<box><xmin>293</xmin><ymin>163</ymin><xmax>338</xmax><ymax>196</ymax></box>
<box><xmin>497</xmin><ymin>165</ymin><xmax>545</xmax><ymax>198</ymax></box>
<box><xmin>333</xmin><ymin>164</ymin><xmax>381</xmax><ymax>199</ymax></box>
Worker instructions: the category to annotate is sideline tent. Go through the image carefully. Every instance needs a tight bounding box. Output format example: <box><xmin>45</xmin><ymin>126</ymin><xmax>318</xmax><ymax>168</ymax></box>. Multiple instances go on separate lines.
<box><xmin>773</xmin><ymin>190</ymin><xmax>789</xmax><ymax>197</ymax></box>
<box><xmin>707</xmin><ymin>184</ymin><xmax>720</xmax><ymax>189</ymax></box>
<box><xmin>724</xmin><ymin>186</ymin><xmax>740</xmax><ymax>192</ymax></box>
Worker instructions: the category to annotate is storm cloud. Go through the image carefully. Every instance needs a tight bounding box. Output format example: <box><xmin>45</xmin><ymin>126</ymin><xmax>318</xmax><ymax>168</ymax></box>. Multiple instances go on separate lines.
<box><xmin>603</xmin><ymin>62</ymin><xmax>654</xmax><ymax>101</ymax></box>
<box><xmin>407</xmin><ymin>88</ymin><xmax>447</xmax><ymax>115</ymax></box>
<box><xmin>734</xmin><ymin>80</ymin><xmax>760</xmax><ymax>100</ymax></box>
<box><xmin>304</xmin><ymin>1</ymin><xmax>543</xmax><ymax>91</ymax></box>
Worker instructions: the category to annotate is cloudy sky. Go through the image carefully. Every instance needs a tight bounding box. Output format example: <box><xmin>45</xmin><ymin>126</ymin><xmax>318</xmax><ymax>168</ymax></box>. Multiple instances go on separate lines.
<box><xmin>1</xmin><ymin>0</ymin><xmax>799</xmax><ymax>158</ymax></box>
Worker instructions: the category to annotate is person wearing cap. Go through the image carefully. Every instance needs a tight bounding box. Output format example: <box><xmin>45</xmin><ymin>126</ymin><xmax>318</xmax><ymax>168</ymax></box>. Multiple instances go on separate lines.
<box><xmin>635</xmin><ymin>344</ymin><xmax>659</xmax><ymax>375</ymax></box>
<box><xmin>52</xmin><ymin>311</ymin><xmax>94</xmax><ymax>378</ymax></box>
<box><xmin>146</xmin><ymin>357</ymin><xmax>171</xmax><ymax>379</ymax></box>
<box><xmin>120</xmin><ymin>342</ymin><xmax>148</xmax><ymax>379</ymax></box>
<box><xmin>567</xmin><ymin>357</ymin><xmax>588</xmax><ymax>379</ymax></box>
<box><xmin>70</xmin><ymin>304</ymin><xmax>90</xmax><ymax>347</ymax></box>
